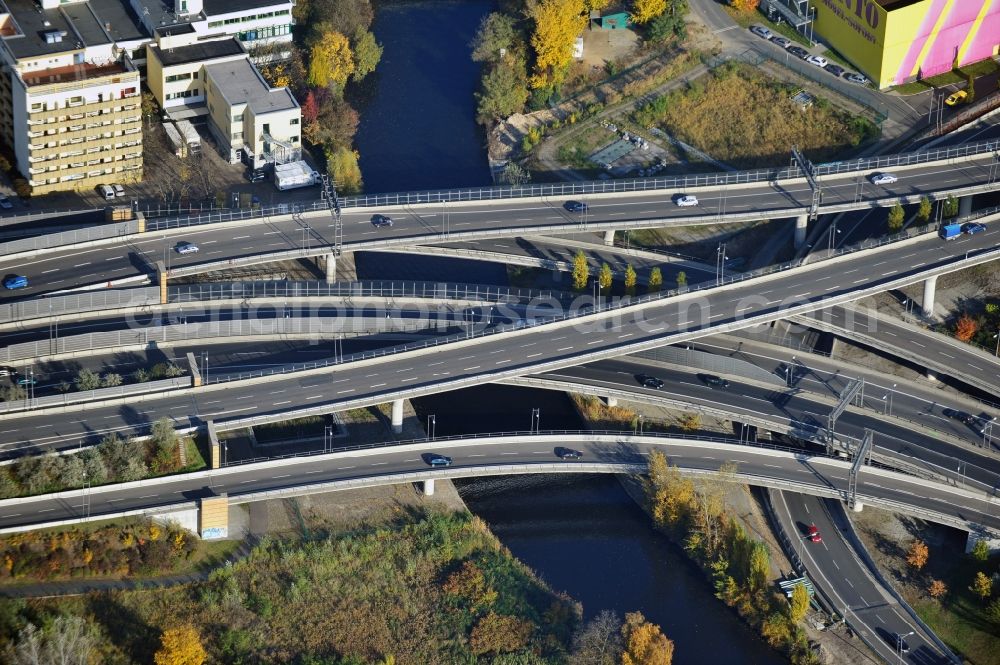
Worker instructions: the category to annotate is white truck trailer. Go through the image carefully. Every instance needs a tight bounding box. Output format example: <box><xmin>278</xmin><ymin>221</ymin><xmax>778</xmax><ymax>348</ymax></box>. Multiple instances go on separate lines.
<box><xmin>175</xmin><ymin>119</ymin><xmax>201</xmax><ymax>155</ymax></box>
<box><xmin>163</xmin><ymin>122</ymin><xmax>187</xmax><ymax>158</ymax></box>
<box><xmin>273</xmin><ymin>161</ymin><xmax>320</xmax><ymax>191</ymax></box>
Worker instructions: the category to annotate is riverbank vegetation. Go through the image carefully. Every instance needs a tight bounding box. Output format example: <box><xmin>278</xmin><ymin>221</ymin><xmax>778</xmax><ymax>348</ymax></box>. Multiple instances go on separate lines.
<box><xmin>0</xmin><ymin>418</ymin><xmax>204</xmax><ymax>499</ymax></box>
<box><xmin>471</xmin><ymin>0</ymin><xmax>690</xmax><ymax>126</ymax></box>
<box><xmin>249</xmin><ymin>0</ymin><xmax>384</xmax><ymax>192</ymax></box>
<box><xmin>631</xmin><ymin>61</ymin><xmax>878</xmax><ymax>168</ymax></box>
<box><xmin>0</xmin><ymin>507</ymin><xmax>682</xmax><ymax>664</ymax></box>
<box><xmin>645</xmin><ymin>451</ymin><xmax>818</xmax><ymax>664</ymax></box>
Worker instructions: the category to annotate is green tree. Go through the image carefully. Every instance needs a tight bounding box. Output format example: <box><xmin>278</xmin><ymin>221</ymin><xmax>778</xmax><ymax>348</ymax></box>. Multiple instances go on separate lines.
<box><xmin>326</xmin><ymin>147</ymin><xmax>363</xmax><ymax>194</ymax></box>
<box><xmin>599</xmin><ymin>262</ymin><xmax>613</xmax><ymax>290</ymax></box>
<box><xmin>971</xmin><ymin>539</ymin><xmax>990</xmax><ymax>562</ymax></box>
<box><xmin>916</xmin><ymin>195</ymin><xmax>932</xmax><ymax>224</ymax></box>
<box><xmin>748</xmin><ymin>541</ymin><xmax>769</xmax><ymax>592</ymax></box>
<box><xmin>646</xmin><ymin>0</ymin><xmax>688</xmax><ymax>43</ymax></box>
<box><xmin>680</xmin><ymin>413</ymin><xmax>700</xmax><ymax>432</ymax></box>
<box><xmin>101</xmin><ymin>373</ymin><xmax>122</xmax><ymax>388</ymax></box>
<box><xmin>987</xmin><ymin>597</ymin><xmax>1000</xmax><ymax>624</ymax></box>
<box><xmin>624</xmin><ymin>264</ymin><xmax>637</xmax><ymax>295</ymax></box>
<box><xmin>789</xmin><ymin>583</ymin><xmax>809</xmax><ymax>623</ymax></box>
<box><xmin>971</xmin><ymin>571</ymin><xmax>993</xmax><ymax>600</ymax></box>
<box><xmin>646</xmin><ymin>451</ymin><xmax>695</xmax><ymax>527</ymax></box>
<box><xmin>676</xmin><ymin>271</ymin><xmax>687</xmax><ymax>289</ymax></box>
<box><xmin>475</xmin><ymin>61</ymin><xmax>530</xmax><ymax>123</ymax></box>
<box><xmin>308</xmin><ymin>29</ymin><xmax>355</xmax><ymax>88</ymax></box>
<box><xmin>75</xmin><ymin>368</ymin><xmax>101</xmax><ymax>391</ymax></box>
<box><xmin>572</xmin><ymin>250</ymin><xmax>589</xmax><ymax>290</ymax></box>
<box><xmin>887</xmin><ymin>202</ymin><xmax>905</xmax><ymax>232</ymax></box>
<box><xmin>943</xmin><ymin>194</ymin><xmax>959</xmax><ymax>218</ymax></box>
<box><xmin>648</xmin><ymin>267</ymin><xmax>662</xmax><ymax>291</ymax></box>
<box><xmin>471</xmin><ymin>13</ymin><xmax>520</xmax><ymax>63</ymax></box>
<box><xmin>351</xmin><ymin>29</ymin><xmax>383</xmax><ymax>82</ymax></box>
<box><xmin>469</xmin><ymin>613</ymin><xmax>534</xmax><ymax>655</ymax></box>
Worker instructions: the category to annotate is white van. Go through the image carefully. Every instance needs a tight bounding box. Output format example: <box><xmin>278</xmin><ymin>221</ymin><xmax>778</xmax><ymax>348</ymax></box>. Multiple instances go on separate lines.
<box><xmin>97</xmin><ymin>184</ymin><xmax>115</xmax><ymax>201</ymax></box>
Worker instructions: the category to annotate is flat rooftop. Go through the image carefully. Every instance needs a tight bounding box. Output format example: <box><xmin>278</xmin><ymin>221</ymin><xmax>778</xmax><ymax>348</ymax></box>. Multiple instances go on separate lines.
<box><xmin>131</xmin><ymin>0</ymin><xmax>201</xmax><ymax>33</ymax></box>
<box><xmin>202</xmin><ymin>0</ymin><xmax>289</xmax><ymax>15</ymax></box>
<box><xmin>204</xmin><ymin>57</ymin><xmax>297</xmax><ymax>114</ymax></box>
<box><xmin>90</xmin><ymin>0</ymin><xmax>148</xmax><ymax>43</ymax></box>
<box><xmin>0</xmin><ymin>0</ymin><xmax>108</xmax><ymax>59</ymax></box>
<box><xmin>149</xmin><ymin>36</ymin><xmax>243</xmax><ymax>66</ymax></box>
<box><xmin>21</xmin><ymin>60</ymin><xmax>131</xmax><ymax>86</ymax></box>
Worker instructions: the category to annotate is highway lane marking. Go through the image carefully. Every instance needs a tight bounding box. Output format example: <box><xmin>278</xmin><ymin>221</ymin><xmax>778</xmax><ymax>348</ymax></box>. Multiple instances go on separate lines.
<box><xmin>557</xmin><ymin>346</ymin><xmax>574</xmax><ymax>351</ymax></box>
<box><xmin>618</xmin><ymin>333</ymin><xmax>633</xmax><ymax>339</ymax></box>
<box><xmin>527</xmin><ymin>353</ymin><xmax>542</xmax><ymax>358</ymax></box>
<box><xmin>0</xmin><ymin>514</ymin><xmax>20</xmax><ymax>518</ymax></box>
<box><xmin>272</xmin><ymin>474</ymin><xmax>291</xmax><ymax>478</ymax></box>
<box><xmin>232</xmin><ymin>235</ymin><xmax>251</xmax><ymax>240</ymax></box>
<box><xmin>401</xmin><ymin>376</ymin><xmax>419</xmax><ymax>381</ymax></box>
<box><xmin>370</xmin><ymin>462</ymin><xmax>387</xmax><ymax>466</ymax></box>
<box><xmin>831</xmin><ymin>560</ymin><xmax>840</xmax><ymax>570</ymax></box>
<box><xmin>495</xmin><ymin>359</ymin><xmax>511</xmax><ymax>364</ymax></box>
<box><xmin>38</xmin><ymin>509</ymin><xmax>54</xmax><ymax>512</ymax></box>
<box><xmin>428</xmin><ymin>361</ymin><xmax>444</xmax><ymax>366</ymax></box>
<box><xmin>911</xmin><ymin>341</ymin><xmax>925</xmax><ymax>348</ymax></box>
<box><xmin>468</xmin><ymin>454</ymin><xmax>485</xmax><ymax>457</ymax></box>
<box><xmin>239</xmin><ymin>480</ymin><xmax>254</xmax><ymax>484</ymax></box>
<box><xmin>139</xmin><ymin>494</ymin><xmax>157</xmax><ymax>499</ymax></box>
<box><xmin>371</xmin><ymin>383</ymin><xmax>387</xmax><ymax>388</ymax></box>
<box><xmin>845</xmin><ymin>579</ymin><xmax>854</xmax><ymax>588</ymax></box>
<box><xmin>939</xmin><ymin>352</ymin><xmax>953</xmax><ymax>358</ymax></box>
<box><xmin>305</xmin><ymin>470</ymin><xmax>322</xmax><ymax>474</ymax></box>
<box><xmin>337</xmin><ymin>466</ymin><xmax>355</xmax><ymax>469</ymax></box>
<box><xmin>73</xmin><ymin>262</ymin><xmax>90</xmax><ymax>267</ymax></box>
<box><xmin>501</xmin><ymin>452</ymin><xmax>518</xmax><ymax>455</ymax></box>
<box><xmin>237</xmin><ymin>395</ymin><xmax>253</xmax><ymax>399</ymax></box>
<box><xmin>587</xmin><ymin>339</ymin><xmax>602</xmax><ymax>345</ymax></box>
<box><xmin>273</xmin><ymin>400</ymin><xmax>291</xmax><ymax>405</ymax></box>
<box><xmin>42</xmin><ymin>268</ymin><xmax>58</xmax><ymax>273</ymax></box>
<box><xmin>463</xmin><ymin>366</ymin><xmax>481</xmax><ymax>371</ymax></box>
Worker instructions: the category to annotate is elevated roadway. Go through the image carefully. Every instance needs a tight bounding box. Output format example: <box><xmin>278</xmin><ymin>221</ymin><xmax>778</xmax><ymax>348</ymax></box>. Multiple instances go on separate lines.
<box><xmin>0</xmin><ymin>224</ymin><xmax>997</xmax><ymax>451</ymax></box>
<box><xmin>2</xmin><ymin>148</ymin><xmax>998</xmax><ymax>299</ymax></box>
<box><xmin>0</xmin><ymin>433</ymin><xmax>996</xmax><ymax>535</ymax></box>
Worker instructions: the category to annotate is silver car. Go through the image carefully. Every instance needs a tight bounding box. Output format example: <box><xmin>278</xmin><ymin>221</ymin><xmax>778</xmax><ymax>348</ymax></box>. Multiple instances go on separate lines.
<box><xmin>869</xmin><ymin>173</ymin><xmax>898</xmax><ymax>185</ymax></box>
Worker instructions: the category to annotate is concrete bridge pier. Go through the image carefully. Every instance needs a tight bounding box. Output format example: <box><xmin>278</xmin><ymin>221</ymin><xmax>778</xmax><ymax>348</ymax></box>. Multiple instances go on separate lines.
<box><xmin>423</xmin><ymin>479</ymin><xmax>435</xmax><ymax>496</ymax></box>
<box><xmin>959</xmin><ymin>195</ymin><xmax>972</xmax><ymax>218</ymax></box>
<box><xmin>603</xmin><ymin>229</ymin><xmax>615</xmax><ymax>246</ymax></box>
<box><xmin>606</xmin><ymin>396</ymin><xmax>619</xmax><ymax>407</ymax></box>
<box><xmin>851</xmin><ymin>501</ymin><xmax>864</xmax><ymax>512</ymax></box>
<box><xmin>922</xmin><ymin>275</ymin><xmax>937</xmax><ymax>318</ymax></box>
<box><xmin>323</xmin><ymin>253</ymin><xmax>336</xmax><ymax>283</ymax></box>
<box><xmin>156</xmin><ymin>260</ymin><xmax>167</xmax><ymax>305</ymax></box>
<box><xmin>391</xmin><ymin>398</ymin><xmax>404</xmax><ymax>433</ymax></box>
<box><xmin>793</xmin><ymin>215</ymin><xmax>808</xmax><ymax>249</ymax></box>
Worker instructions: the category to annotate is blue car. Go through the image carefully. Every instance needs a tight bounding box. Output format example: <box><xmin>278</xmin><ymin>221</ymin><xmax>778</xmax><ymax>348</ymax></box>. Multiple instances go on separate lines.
<box><xmin>962</xmin><ymin>222</ymin><xmax>986</xmax><ymax>235</ymax></box>
<box><xmin>3</xmin><ymin>275</ymin><xmax>27</xmax><ymax>290</ymax></box>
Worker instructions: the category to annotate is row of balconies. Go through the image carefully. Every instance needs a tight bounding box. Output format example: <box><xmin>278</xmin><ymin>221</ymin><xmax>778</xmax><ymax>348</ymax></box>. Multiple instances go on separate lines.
<box><xmin>29</xmin><ymin>137</ymin><xmax>143</xmax><ymax>161</ymax></box>
<box><xmin>28</xmin><ymin>119</ymin><xmax>142</xmax><ymax>148</ymax></box>
<box><xmin>28</xmin><ymin>96</ymin><xmax>141</xmax><ymax>122</ymax></box>
<box><xmin>28</xmin><ymin>104</ymin><xmax>140</xmax><ymax>126</ymax></box>
<box><xmin>28</xmin><ymin>155</ymin><xmax>142</xmax><ymax>179</ymax></box>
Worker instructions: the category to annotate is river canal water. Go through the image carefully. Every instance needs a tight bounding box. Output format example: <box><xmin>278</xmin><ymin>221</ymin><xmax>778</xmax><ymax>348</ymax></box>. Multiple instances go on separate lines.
<box><xmin>357</xmin><ymin>4</ymin><xmax>786</xmax><ymax>661</ymax></box>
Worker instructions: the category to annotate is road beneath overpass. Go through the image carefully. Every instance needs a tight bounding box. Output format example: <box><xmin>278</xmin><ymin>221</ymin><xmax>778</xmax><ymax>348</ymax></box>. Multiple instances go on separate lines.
<box><xmin>2</xmin><ymin>152</ymin><xmax>997</xmax><ymax>300</ymax></box>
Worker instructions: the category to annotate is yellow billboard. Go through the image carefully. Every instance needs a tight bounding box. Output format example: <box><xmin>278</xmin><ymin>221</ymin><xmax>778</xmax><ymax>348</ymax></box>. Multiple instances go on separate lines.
<box><xmin>812</xmin><ymin>0</ymin><xmax>1000</xmax><ymax>89</ymax></box>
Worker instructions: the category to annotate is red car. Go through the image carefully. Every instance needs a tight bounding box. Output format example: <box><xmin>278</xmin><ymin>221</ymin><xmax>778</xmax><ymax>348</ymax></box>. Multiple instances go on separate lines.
<box><xmin>806</xmin><ymin>524</ymin><xmax>822</xmax><ymax>543</ymax></box>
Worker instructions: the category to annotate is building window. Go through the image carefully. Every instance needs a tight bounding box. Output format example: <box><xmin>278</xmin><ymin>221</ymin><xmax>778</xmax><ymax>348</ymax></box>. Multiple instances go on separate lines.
<box><xmin>290</xmin><ymin>135</ymin><xmax>298</xmax><ymax>143</ymax></box>
<box><xmin>232</xmin><ymin>132</ymin><xmax>243</xmax><ymax>140</ymax></box>
<box><xmin>165</xmin><ymin>90</ymin><xmax>199</xmax><ymax>101</ymax></box>
<box><xmin>165</xmin><ymin>73</ymin><xmax>192</xmax><ymax>83</ymax></box>
<box><xmin>290</xmin><ymin>118</ymin><xmax>299</xmax><ymax>125</ymax></box>
<box><xmin>234</xmin><ymin>113</ymin><xmax>243</xmax><ymax>121</ymax></box>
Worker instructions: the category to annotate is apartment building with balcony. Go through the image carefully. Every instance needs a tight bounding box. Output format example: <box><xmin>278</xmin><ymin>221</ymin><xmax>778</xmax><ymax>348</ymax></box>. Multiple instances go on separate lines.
<box><xmin>0</xmin><ymin>0</ymin><xmax>144</xmax><ymax>194</ymax></box>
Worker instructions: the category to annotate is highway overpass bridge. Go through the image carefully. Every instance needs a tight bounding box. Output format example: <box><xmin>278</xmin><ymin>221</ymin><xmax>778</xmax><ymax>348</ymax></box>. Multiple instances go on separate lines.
<box><xmin>0</xmin><ymin>220</ymin><xmax>997</xmax><ymax>451</ymax></box>
<box><xmin>0</xmin><ymin>432</ymin><xmax>996</xmax><ymax>537</ymax></box>
<box><xmin>1</xmin><ymin>141</ymin><xmax>998</xmax><ymax>300</ymax></box>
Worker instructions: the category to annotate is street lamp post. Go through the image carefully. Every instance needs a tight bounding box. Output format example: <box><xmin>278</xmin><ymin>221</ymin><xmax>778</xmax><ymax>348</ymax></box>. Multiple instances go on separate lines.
<box><xmin>889</xmin><ymin>384</ymin><xmax>896</xmax><ymax>415</ymax></box>
<box><xmin>881</xmin><ymin>394</ymin><xmax>888</xmax><ymax>415</ymax></box>
<box><xmin>639</xmin><ymin>414</ymin><xmax>644</xmax><ymax>434</ymax></box>
<box><xmin>531</xmin><ymin>408</ymin><xmax>540</xmax><ymax>433</ymax></box>
<box><xmin>428</xmin><ymin>414</ymin><xmax>436</xmax><ymax>441</ymax></box>
<box><xmin>994</xmin><ymin>328</ymin><xmax>999</xmax><ymax>357</ymax></box>
<box><xmin>896</xmin><ymin>631</ymin><xmax>914</xmax><ymax>664</ymax></box>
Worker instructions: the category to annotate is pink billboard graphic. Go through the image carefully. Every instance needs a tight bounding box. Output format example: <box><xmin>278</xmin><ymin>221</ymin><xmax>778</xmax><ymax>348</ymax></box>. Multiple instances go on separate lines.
<box><xmin>894</xmin><ymin>0</ymin><xmax>1000</xmax><ymax>83</ymax></box>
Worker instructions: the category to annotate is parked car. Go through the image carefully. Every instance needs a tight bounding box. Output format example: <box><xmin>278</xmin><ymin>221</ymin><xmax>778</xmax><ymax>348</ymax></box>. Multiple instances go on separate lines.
<box><xmin>844</xmin><ymin>72</ymin><xmax>869</xmax><ymax>85</ymax></box>
<box><xmin>175</xmin><ymin>242</ymin><xmax>199</xmax><ymax>255</ymax></box>
<box><xmin>749</xmin><ymin>25</ymin><xmax>774</xmax><ymax>40</ymax></box>
<box><xmin>945</xmin><ymin>89</ymin><xmax>968</xmax><ymax>106</ymax></box>
<box><xmin>112</xmin><ymin>184</ymin><xmax>125</xmax><ymax>198</ymax></box>
<box><xmin>770</xmin><ymin>36</ymin><xmax>792</xmax><ymax>48</ymax></box>
<box><xmin>963</xmin><ymin>222</ymin><xmax>987</xmax><ymax>235</ymax></box>
<box><xmin>869</xmin><ymin>172</ymin><xmax>898</xmax><ymax>185</ymax></box>
<box><xmin>16</xmin><ymin>375</ymin><xmax>36</xmax><ymax>386</ymax></box>
<box><xmin>787</xmin><ymin>46</ymin><xmax>809</xmax><ymax>59</ymax></box>
<box><xmin>563</xmin><ymin>200</ymin><xmax>588</xmax><ymax>213</ymax></box>
<box><xmin>0</xmin><ymin>367</ymin><xmax>12</xmax><ymax>377</ymax></box>
<box><xmin>640</xmin><ymin>375</ymin><xmax>664</xmax><ymax>389</ymax></box>
<box><xmin>700</xmin><ymin>374</ymin><xmax>730</xmax><ymax>389</ymax></box>
<box><xmin>824</xmin><ymin>64</ymin><xmax>846</xmax><ymax>77</ymax></box>
<box><xmin>674</xmin><ymin>194</ymin><xmax>698</xmax><ymax>207</ymax></box>
<box><xmin>371</xmin><ymin>214</ymin><xmax>394</xmax><ymax>228</ymax></box>
<box><xmin>806</xmin><ymin>524</ymin><xmax>822</xmax><ymax>543</ymax></box>
<box><xmin>805</xmin><ymin>55</ymin><xmax>828</xmax><ymax>67</ymax></box>
<box><xmin>245</xmin><ymin>168</ymin><xmax>265</xmax><ymax>183</ymax></box>
<box><xmin>97</xmin><ymin>184</ymin><xmax>115</xmax><ymax>201</ymax></box>
<box><xmin>2</xmin><ymin>275</ymin><xmax>28</xmax><ymax>290</ymax></box>
<box><xmin>0</xmin><ymin>196</ymin><xmax>12</xmax><ymax>209</ymax></box>
<box><xmin>425</xmin><ymin>454</ymin><xmax>452</xmax><ymax>467</ymax></box>
<box><xmin>556</xmin><ymin>447</ymin><xmax>583</xmax><ymax>460</ymax></box>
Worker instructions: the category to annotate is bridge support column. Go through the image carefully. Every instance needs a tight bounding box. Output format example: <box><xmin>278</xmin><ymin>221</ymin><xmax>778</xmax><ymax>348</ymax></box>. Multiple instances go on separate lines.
<box><xmin>186</xmin><ymin>351</ymin><xmax>202</xmax><ymax>387</ymax></box>
<box><xmin>606</xmin><ymin>396</ymin><xmax>619</xmax><ymax>407</ymax></box>
<box><xmin>922</xmin><ymin>275</ymin><xmax>937</xmax><ymax>318</ymax></box>
<box><xmin>391</xmin><ymin>398</ymin><xmax>404</xmax><ymax>433</ymax></box>
<box><xmin>423</xmin><ymin>479</ymin><xmax>435</xmax><ymax>496</ymax></box>
<box><xmin>959</xmin><ymin>195</ymin><xmax>972</xmax><ymax>218</ymax></box>
<box><xmin>603</xmin><ymin>229</ymin><xmax>615</xmax><ymax>246</ymax></box>
<box><xmin>324</xmin><ymin>253</ymin><xmax>336</xmax><ymax>283</ymax></box>
<box><xmin>156</xmin><ymin>260</ymin><xmax>167</xmax><ymax>305</ymax></box>
<box><xmin>793</xmin><ymin>215</ymin><xmax>808</xmax><ymax>249</ymax></box>
<box><xmin>851</xmin><ymin>501</ymin><xmax>864</xmax><ymax>513</ymax></box>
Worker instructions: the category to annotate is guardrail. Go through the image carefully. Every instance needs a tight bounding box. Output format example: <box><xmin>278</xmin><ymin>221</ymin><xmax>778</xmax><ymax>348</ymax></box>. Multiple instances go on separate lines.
<box><xmin>148</xmin><ymin>200</ymin><xmax>329</xmax><ymax>232</ymax></box>
<box><xmin>0</xmin><ymin>376</ymin><xmax>187</xmax><ymax>414</ymax></box>
<box><xmin>0</xmin><ymin>219</ymin><xmax>138</xmax><ymax>255</ymax></box>
<box><xmin>0</xmin><ymin>281</ymin><xmax>560</xmax><ymax>326</ymax></box>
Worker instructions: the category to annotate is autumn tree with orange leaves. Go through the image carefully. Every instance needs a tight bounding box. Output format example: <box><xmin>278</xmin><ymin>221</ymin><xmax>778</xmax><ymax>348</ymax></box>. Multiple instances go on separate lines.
<box><xmin>954</xmin><ymin>313</ymin><xmax>978</xmax><ymax>342</ymax></box>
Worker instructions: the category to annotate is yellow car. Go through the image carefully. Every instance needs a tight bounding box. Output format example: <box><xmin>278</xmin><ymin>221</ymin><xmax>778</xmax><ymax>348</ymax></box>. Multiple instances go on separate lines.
<box><xmin>945</xmin><ymin>89</ymin><xmax>968</xmax><ymax>106</ymax></box>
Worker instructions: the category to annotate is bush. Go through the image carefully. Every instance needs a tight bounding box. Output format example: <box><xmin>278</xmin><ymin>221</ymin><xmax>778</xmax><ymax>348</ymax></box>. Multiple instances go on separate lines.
<box><xmin>75</xmin><ymin>369</ymin><xmax>101</xmax><ymax>392</ymax></box>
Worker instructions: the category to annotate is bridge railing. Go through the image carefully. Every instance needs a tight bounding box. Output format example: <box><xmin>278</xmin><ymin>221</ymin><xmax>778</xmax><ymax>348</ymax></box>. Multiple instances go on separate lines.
<box><xmin>217</xmin><ymin>428</ymin><xmax>832</xmax><ymax>467</ymax></box>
